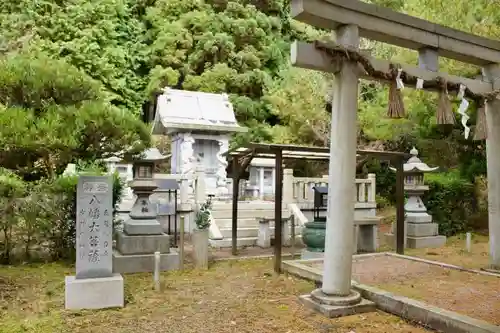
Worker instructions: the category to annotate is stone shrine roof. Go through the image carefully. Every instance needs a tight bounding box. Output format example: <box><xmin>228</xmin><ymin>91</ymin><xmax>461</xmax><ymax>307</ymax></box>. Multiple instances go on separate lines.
<box><xmin>152</xmin><ymin>88</ymin><xmax>247</xmax><ymax>135</ymax></box>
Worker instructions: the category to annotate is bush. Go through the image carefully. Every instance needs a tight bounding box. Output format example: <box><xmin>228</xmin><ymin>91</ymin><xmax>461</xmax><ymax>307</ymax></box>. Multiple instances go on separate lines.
<box><xmin>0</xmin><ymin>168</ymin><xmax>27</xmax><ymax>263</ymax></box>
<box><xmin>0</xmin><ymin>165</ymin><xmax>124</xmax><ymax>263</ymax></box>
<box><xmin>424</xmin><ymin>171</ymin><xmax>476</xmax><ymax>236</ymax></box>
<box><xmin>360</xmin><ymin>159</ymin><xmax>396</xmax><ymax>203</ymax></box>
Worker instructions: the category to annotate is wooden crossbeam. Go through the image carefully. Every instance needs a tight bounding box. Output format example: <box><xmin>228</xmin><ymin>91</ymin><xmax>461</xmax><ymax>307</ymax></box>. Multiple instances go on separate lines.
<box><xmin>291</xmin><ymin>41</ymin><xmax>494</xmax><ymax>99</ymax></box>
<box><xmin>291</xmin><ymin>0</ymin><xmax>500</xmax><ymax>66</ymax></box>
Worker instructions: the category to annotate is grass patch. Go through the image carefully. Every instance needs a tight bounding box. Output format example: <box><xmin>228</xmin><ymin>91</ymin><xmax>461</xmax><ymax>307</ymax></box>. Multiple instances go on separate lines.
<box><xmin>0</xmin><ymin>259</ymin><xmax>431</xmax><ymax>332</ymax></box>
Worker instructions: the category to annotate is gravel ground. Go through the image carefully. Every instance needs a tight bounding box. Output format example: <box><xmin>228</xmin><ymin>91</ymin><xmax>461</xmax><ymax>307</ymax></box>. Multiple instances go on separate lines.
<box><xmin>310</xmin><ymin>255</ymin><xmax>500</xmax><ymax>325</ymax></box>
<box><xmin>0</xmin><ymin>259</ymin><xmax>431</xmax><ymax>333</ymax></box>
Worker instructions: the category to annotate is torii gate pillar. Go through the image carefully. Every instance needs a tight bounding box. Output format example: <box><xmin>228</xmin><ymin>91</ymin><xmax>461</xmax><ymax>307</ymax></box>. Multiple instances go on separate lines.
<box><xmin>300</xmin><ymin>24</ymin><xmax>376</xmax><ymax>316</ymax></box>
<box><xmin>484</xmin><ymin>64</ymin><xmax>500</xmax><ymax>271</ymax></box>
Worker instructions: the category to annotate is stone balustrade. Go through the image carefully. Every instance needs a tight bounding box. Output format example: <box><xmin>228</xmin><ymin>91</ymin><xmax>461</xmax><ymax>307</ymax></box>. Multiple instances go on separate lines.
<box><xmin>283</xmin><ymin>169</ymin><xmax>376</xmax><ymax>209</ymax></box>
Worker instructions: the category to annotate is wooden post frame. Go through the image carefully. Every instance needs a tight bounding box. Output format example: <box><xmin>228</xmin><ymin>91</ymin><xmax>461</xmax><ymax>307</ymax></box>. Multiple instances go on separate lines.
<box><xmin>395</xmin><ymin>158</ymin><xmax>405</xmax><ymax>255</ymax></box>
<box><xmin>230</xmin><ymin>151</ymin><xmax>255</xmax><ymax>256</ymax></box>
<box><xmin>223</xmin><ymin>144</ymin><xmax>409</xmax><ymax>274</ymax></box>
<box><xmin>274</xmin><ymin>149</ymin><xmax>284</xmax><ymax>274</ymax></box>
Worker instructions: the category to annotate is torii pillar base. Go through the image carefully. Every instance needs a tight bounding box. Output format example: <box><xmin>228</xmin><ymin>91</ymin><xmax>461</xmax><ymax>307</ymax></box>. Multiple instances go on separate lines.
<box><xmin>299</xmin><ymin>289</ymin><xmax>375</xmax><ymax>318</ymax></box>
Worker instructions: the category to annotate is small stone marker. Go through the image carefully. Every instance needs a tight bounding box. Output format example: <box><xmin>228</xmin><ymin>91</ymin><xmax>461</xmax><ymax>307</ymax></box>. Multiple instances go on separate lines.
<box><xmin>76</xmin><ymin>176</ymin><xmax>113</xmax><ymax>279</ymax></box>
<box><xmin>466</xmin><ymin>232</ymin><xmax>472</xmax><ymax>253</ymax></box>
<box><xmin>65</xmin><ymin>175</ymin><xmax>124</xmax><ymax>310</ymax></box>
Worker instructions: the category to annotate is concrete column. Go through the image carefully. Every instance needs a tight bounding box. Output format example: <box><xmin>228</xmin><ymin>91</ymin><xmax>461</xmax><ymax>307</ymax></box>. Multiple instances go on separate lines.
<box><xmin>322</xmin><ymin>24</ymin><xmax>360</xmax><ymax>296</ymax></box>
<box><xmin>259</xmin><ymin>167</ymin><xmax>265</xmax><ymax>200</ymax></box>
<box><xmin>486</xmin><ymin>99</ymin><xmax>500</xmax><ymax>269</ymax></box>
<box><xmin>483</xmin><ymin>64</ymin><xmax>500</xmax><ymax>270</ymax></box>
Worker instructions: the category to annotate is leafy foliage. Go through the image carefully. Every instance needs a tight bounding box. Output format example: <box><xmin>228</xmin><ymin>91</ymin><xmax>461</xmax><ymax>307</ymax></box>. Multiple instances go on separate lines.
<box><xmin>0</xmin><ymin>52</ymin><xmax>151</xmax><ymax>180</ymax></box>
<box><xmin>195</xmin><ymin>197</ymin><xmax>213</xmax><ymax>230</ymax></box>
<box><xmin>424</xmin><ymin>172</ymin><xmax>476</xmax><ymax>236</ymax></box>
<box><xmin>144</xmin><ymin>0</ymin><xmax>316</xmax><ymax>143</ymax></box>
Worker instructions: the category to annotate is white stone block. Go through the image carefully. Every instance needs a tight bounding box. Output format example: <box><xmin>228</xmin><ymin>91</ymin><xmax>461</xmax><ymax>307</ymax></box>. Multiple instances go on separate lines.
<box><xmin>257</xmin><ymin>220</ymin><xmax>271</xmax><ymax>248</ymax></box>
<box><xmin>65</xmin><ymin>274</ymin><xmax>124</xmax><ymax>310</ymax></box>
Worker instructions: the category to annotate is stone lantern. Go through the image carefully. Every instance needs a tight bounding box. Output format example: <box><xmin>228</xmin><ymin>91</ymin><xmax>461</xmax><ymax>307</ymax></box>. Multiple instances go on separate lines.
<box><xmin>125</xmin><ymin>150</ymin><xmax>164</xmax><ymax>235</ymax></box>
<box><xmin>386</xmin><ymin>147</ymin><xmax>446</xmax><ymax>248</ymax></box>
<box><xmin>113</xmin><ymin>148</ymin><xmax>179</xmax><ymax>274</ymax></box>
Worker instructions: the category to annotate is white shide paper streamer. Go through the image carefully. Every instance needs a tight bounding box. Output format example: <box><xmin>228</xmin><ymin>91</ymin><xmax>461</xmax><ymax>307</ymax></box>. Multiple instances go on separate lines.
<box><xmin>458</xmin><ymin>98</ymin><xmax>470</xmax><ymax>139</ymax></box>
<box><xmin>457</xmin><ymin>84</ymin><xmax>466</xmax><ymax>100</ymax></box>
<box><xmin>396</xmin><ymin>68</ymin><xmax>404</xmax><ymax>90</ymax></box>
<box><xmin>416</xmin><ymin>78</ymin><xmax>424</xmax><ymax>89</ymax></box>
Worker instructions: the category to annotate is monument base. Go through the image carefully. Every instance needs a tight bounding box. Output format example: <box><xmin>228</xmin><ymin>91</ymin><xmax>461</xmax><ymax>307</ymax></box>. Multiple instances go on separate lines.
<box><xmin>112</xmin><ymin>249</ymin><xmax>180</xmax><ymax>273</ymax></box>
<box><xmin>115</xmin><ymin>232</ymin><xmax>171</xmax><ymax>255</ymax></box>
<box><xmin>385</xmin><ymin>233</ymin><xmax>446</xmax><ymax>249</ymax></box>
<box><xmin>123</xmin><ymin>220</ymin><xmax>163</xmax><ymax>235</ymax></box>
<box><xmin>407</xmin><ymin>235</ymin><xmax>446</xmax><ymax>248</ymax></box>
<box><xmin>301</xmin><ymin>249</ymin><xmax>324</xmax><ymax>260</ymax></box>
<box><xmin>299</xmin><ymin>289</ymin><xmax>375</xmax><ymax>318</ymax></box>
<box><xmin>65</xmin><ymin>274</ymin><xmax>124</xmax><ymax>310</ymax></box>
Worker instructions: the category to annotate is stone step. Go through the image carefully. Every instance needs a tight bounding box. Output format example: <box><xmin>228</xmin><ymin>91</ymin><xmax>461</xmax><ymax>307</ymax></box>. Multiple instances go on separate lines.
<box><xmin>211</xmin><ymin>201</ymin><xmax>275</xmax><ymax>210</ymax></box>
<box><xmin>211</xmin><ymin>209</ymin><xmax>290</xmax><ymax>219</ymax></box>
<box><xmin>209</xmin><ymin>235</ymin><xmax>304</xmax><ymax>249</ymax></box>
<box><xmin>219</xmin><ymin>226</ymin><xmax>302</xmax><ymax>238</ymax></box>
<box><xmin>215</xmin><ymin>218</ymin><xmax>259</xmax><ymax>229</ymax></box>
<box><xmin>209</xmin><ymin>237</ymin><xmax>257</xmax><ymax>248</ymax></box>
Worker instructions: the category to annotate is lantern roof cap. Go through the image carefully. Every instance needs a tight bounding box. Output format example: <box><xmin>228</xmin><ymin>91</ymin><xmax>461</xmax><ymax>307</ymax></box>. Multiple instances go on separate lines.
<box><xmin>402</xmin><ymin>147</ymin><xmax>439</xmax><ymax>172</ymax></box>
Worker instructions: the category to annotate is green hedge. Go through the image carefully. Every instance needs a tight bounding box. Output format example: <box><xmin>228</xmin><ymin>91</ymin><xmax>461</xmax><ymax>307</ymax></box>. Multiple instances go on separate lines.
<box><xmin>423</xmin><ymin>172</ymin><xmax>476</xmax><ymax>236</ymax></box>
<box><xmin>0</xmin><ymin>166</ymin><xmax>124</xmax><ymax>264</ymax></box>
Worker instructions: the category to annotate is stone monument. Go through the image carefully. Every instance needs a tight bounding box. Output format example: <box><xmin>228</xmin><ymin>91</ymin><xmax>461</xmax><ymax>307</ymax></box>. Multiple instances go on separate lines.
<box><xmin>112</xmin><ymin>155</ymin><xmax>180</xmax><ymax>273</ymax></box>
<box><xmin>385</xmin><ymin>147</ymin><xmax>446</xmax><ymax>248</ymax></box>
<box><xmin>65</xmin><ymin>175</ymin><xmax>124</xmax><ymax>310</ymax></box>
<box><xmin>152</xmin><ymin>88</ymin><xmax>247</xmax><ymax>198</ymax></box>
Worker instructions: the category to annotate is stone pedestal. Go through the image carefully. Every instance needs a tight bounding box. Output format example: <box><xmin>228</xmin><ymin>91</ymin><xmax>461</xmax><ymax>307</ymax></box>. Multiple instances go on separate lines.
<box><xmin>65</xmin><ymin>274</ymin><xmax>124</xmax><ymax>310</ymax></box>
<box><xmin>113</xmin><ymin>178</ymin><xmax>179</xmax><ymax>273</ymax></box>
<box><xmin>192</xmin><ymin>229</ymin><xmax>209</xmax><ymax>269</ymax></box>
<box><xmin>385</xmin><ymin>193</ymin><xmax>446</xmax><ymax>249</ymax></box>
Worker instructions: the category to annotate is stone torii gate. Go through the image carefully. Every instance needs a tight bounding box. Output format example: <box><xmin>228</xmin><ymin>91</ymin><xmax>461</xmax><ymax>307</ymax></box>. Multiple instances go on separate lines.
<box><xmin>291</xmin><ymin>0</ymin><xmax>500</xmax><ymax>317</ymax></box>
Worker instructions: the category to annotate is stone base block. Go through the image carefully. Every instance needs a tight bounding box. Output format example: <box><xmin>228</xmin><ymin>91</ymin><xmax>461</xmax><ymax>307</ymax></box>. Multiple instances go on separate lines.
<box><xmin>407</xmin><ymin>223</ymin><xmax>438</xmax><ymax>237</ymax></box>
<box><xmin>115</xmin><ymin>232</ymin><xmax>171</xmax><ymax>255</ymax></box>
<box><xmin>407</xmin><ymin>235</ymin><xmax>446</xmax><ymax>249</ymax></box>
<box><xmin>257</xmin><ymin>221</ymin><xmax>271</xmax><ymax>248</ymax></box>
<box><xmin>113</xmin><ymin>249</ymin><xmax>179</xmax><ymax>273</ymax></box>
<box><xmin>123</xmin><ymin>220</ymin><xmax>163</xmax><ymax>235</ymax></box>
<box><xmin>301</xmin><ymin>249</ymin><xmax>324</xmax><ymax>260</ymax></box>
<box><xmin>65</xmin><ymin>274</ymin><xmax>124</xmax><ymax>310</ymax></box>
<box><xmin>406</xmin><ymin>213</ymin><xmax>433</xmax><ymax>223</ymax></box>
<box><xmin>299</xmin><ymin>294</ymin><xmax>375</xmax><ymax>318</ymax></box>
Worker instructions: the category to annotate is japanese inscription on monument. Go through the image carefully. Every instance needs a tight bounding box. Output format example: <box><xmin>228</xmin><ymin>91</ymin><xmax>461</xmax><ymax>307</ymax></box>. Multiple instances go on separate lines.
<box><xmin>76</xmin><ymin>176</ymin><xmax>113</xmax><ymax>279</ymax></box>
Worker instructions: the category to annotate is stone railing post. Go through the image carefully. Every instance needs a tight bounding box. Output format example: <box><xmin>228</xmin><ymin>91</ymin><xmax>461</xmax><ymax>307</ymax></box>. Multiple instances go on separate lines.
<box><xmin>367</xmin><ymin>173</ymin><xmax>376</xmax><ymax>202</ymax></box>
<box><xmin>179</xmin><ymin>177</ymin><xmax>189</xmax><ymax>206</ymax></box>
<box><xmin>194</xmin><ymin>167</ymin><xmax>206</xmax><ymax>205</ymax></box>
<box><xmin>283</xmin><ymin>169</ymin><xmax>294</xmax><ymax>204</ymax></box>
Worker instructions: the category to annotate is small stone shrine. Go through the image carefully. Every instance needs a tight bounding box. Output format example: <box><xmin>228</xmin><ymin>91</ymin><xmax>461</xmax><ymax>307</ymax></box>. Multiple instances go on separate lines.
<box><xmin>152</xmin><ymin>88</ymin><xmax>247</xmax><ymax>197</ymax></box>
<box><xmin>386</xmin><ymin>147</ymin><xmax>446</xmax><ymax>248</ymax></box>
<box><xmin>65</xmin><ymin>175</ymin><xmax>124</xmax><ymax>310</ymax></box>
<box><xmin>112</xmin><ymin>154</ymin><xmax>179</xmax><ymax>273</ymax></box>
